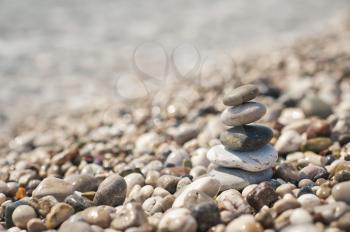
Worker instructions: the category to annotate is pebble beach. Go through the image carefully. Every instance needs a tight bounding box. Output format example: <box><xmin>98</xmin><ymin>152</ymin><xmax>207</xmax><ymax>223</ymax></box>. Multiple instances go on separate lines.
<box><xmin>3</xmin><ymin>6</ymin><xmax>350</xmax><ymax>232</ymax></box>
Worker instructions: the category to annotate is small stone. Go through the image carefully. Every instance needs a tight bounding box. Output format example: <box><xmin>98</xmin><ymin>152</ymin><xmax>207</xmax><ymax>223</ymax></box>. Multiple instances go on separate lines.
<box><xmin>93</xmin><ymin>174</ymin><xmax>127</xmax><ymax>206</ymax></box>
<box><xmin>220</xmin><ymin>102</ymin><xmax>266</xmax><ymax>126</ymax></box>
<box><xmin>37</xmin><ymin>195</ymin><xmax>58</xmax><ymax>217</ymax></box>
<box><xmin>216</xmin><ymin>189</ymin><xmax>251</xmax><ymax>214</ymax></box>
<box><xmin>300</xmin><ymin>95</ymin><xmax>332</xmax><ymax>118</ymax></box>
<box><xmin>64</xmin><ymin>174</ymin><xmax>99</xmax><ymax>192</ymax></box>
<box><xmin>226</xmin><ymin>214</ymin><xmax>263</xmax><ymax>232</ymax></box>
<box><xmin>172</xmin><ymin>189</ymin><xmax>214</xmax><ymax>209</ymax></box>
<box><xmin>255</xmin><ymin>206</ymin><xmax>273</xmax><ymax>228</ymax></box>
<box><xmin>275</xmin><ymin>163</ymin><xmax>299</xmax><ymax>184</ymax></box>
<box><xmin>157</xmin><ymin>175</ymin><xmax>180</xmax><ymax>194</ymax></box>
<box><xmin>246</xmin><ymin>182</ymin><xmax>278</xmax><ymax>211</ymax></box>
<box><xmin>111</xmin><ymin>203</ymin><xmax>147</xmax><ymax>230</ymax></box>
<box><xmin>189</xmin><ymin>166</ymin><xmax>207</xmax><ymax>179</ymax></box>
<box><xmin>176</xmin><ymin>176</ymin><xmax>220</xmax><ymax>198</ymax></box>
<box><xmin>165</xmin><ymin>150</ymin><xmax>189</xmax><ymax>167</ymax></box>
<box><xmin>306</xmin><ymin>119</ymin><xmax>331</xmax><ymax>139</ymax></box>
<box><xmin>173</xmin><ymin>125</ymin><xmax>199</xmax><ymax>145</ymax></box>
<box><xmin>299</xmin><ymin>165</ymin><xmax>328</xmax><ymax>181</ymax></box>
<box><xmin>278</xmin><ymin>108</ymin><xmax>305</xmax><ymax>125</ymax></box>
<box><xmin>124</xmin><ymin>173</ymin><xmax>145</xmax><ymax>196</ymax></box>
<box><xmin>219</xmin><ymin>124</ymin><xmax>273</xmax><ymax>151</ymax></box>
<box><xmin>0</xmin><ymin>181</ymin><xmax>10</xmax><ymax>196</ymax></box>
<box><xmin>313</xmin><ymin>202</ymin><xmax>349</xmax><ymax>223</ymax></box>
<box><xmin>273</xmin><ymin>198</ymin><xmax>301</xmax><ymax>215</ymax></box>
<box><xmin>81</xmin><ymin>207</ymin><xmax>111</xmax><ymax>228</ymax></box>
<box><xmin>5</xmin><ymin>201</ymin><xmax>28</xmax><ymax>228</ymax></box>
<box><xmin>207</xmin><ymin>144</ymin><xmax>277</xmax><ymax>172</ymax></box>
<box><xmin>191</xmin><ymin>202</ymin><xmax>220</xmax><ymax>232</ymax></box>
<box><xmin>274</xmin><ymin>130</ymin><xmax>303</xmax><ymax>154</ymax></box>
<box><xmin>276</xmin><ymin>183</ymin><xmax>296</xmax><ymax>197</ymax></box>
<box><xmin>12</xmin><ymin>205</ymin><xmax>37</xmax><ymax>229</ymax></box>
<box><xmin>289</xmin><ymin>208</ymin><xmax>312</xmax><ymax>224</ymax></box>
<box><xmin>191</xmin><ymin>148</ymin><xmax>210</xmax><ymax>167</ymax></box>
<box><xmin>208</xmin><ymin>166</ymin><xmax>273</xmax><ymax>191</ymax></box>
<box><xmin>281</xmin><ymin>224</ymin><xmax>319</xmax><ymax>232</ymax></box>
<box><xmin>27</xmin><ymin>218</ymin><xmax>47</xmax><ymax>232</ymax></box>
<box><xmin>64</xmin><ymin>194</ymin><xmax>93</xmax><ymax>212</ymax></box>
<box><xmin>332</xmin><ymin>181</ymin><xmax>350</xmax><ymax>204</ymax></box>
<box><xmin>59</xmin><ymin>222</ymin><xmax>92</xmax><ymax>232</ymax></box>
<box><xmin>297</xmin><ymin>194</ymin><xmax>320</xmax><ymax>210</ymax></box>
<box><xmin>301</xmin><ymin>137</ymin><xmax>332</xmax><ymax>153</ymax></box>
<box><xmin>223</xmin><ymin>85</ymin><xmax>259</xmax><ymax>106</ymax></box>
<box><xmin>45</xmin><ymin>203</ymin><xmax>74</xmax><ymax>229</ymax></box>
<box><xmin>32</xmin><ymin>177</ymin><xmax>74</xmax><ymax>202</ymax></box>
<box><xmin>158</xmin><ymin>208</ymin><xmax>197</xmax><ymax>232</ymax></box>
<box><xmin>316</xmin><ymin>185</ymin><xmax>331</xmax><ymax>199</ymax></box>
<box><xmin>336</xmin><ymin>212</ymin><xmax>350</xmax><ymax>231</ymax></box>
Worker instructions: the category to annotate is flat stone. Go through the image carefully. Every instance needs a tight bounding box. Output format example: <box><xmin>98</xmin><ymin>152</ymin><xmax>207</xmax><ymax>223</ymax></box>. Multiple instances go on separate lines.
<box><xmin>81</xmin><ymin>206</ymin><xmax>111</xmax><ymax>228</ymax></box>
<box><xmin>208</xmin><ymin>166</ymin><xmax>273</xmax><ymax>191</ymax></box>
<box><xmin>300</xmin><ymin>96</ymin><xmax>332</xmax><ymax>118</ymax></box>
<box><xmin>207</xmin><ymin>144</ymin><xmax>277</xmax><ymax>172</ymax></box>
<box><xmin>93</xmin><ymin>174</ymin><xmax>126</xmax><ymax>206</ymax></box>
<box><xmin>219</xmin><ymin>124</ymin><xmax>273</xmax><ymax>151</ymax></box>
<box><xmin>32</xmin><ymin>177</ymin><xmax>74</xmax><ymax>202</ymax></box>
<box><xmin>223</xmin><ymin>84</ymin><xmax>259</xmax><ymax>106</ymax></box>
<box><xmin>246</xmin><ymin>182</ymin><xmax>278</xmax><ymax>210</ymax></box>
<box><xmin>220</xmin><ymin>102</ymin><xmax>266</xmax><ymax>127</ymax></box>
<box><xmin>5</xmin><ymin>201</ymin><xmax>28</xmax><ymax>228</ymax></box>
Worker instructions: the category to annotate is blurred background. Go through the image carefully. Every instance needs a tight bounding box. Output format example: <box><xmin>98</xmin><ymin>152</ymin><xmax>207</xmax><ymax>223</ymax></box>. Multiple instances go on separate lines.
<box><xmin>0</xmin><ymin>0</ymin><xmax>350</xmax><ymax>133</ymax></box>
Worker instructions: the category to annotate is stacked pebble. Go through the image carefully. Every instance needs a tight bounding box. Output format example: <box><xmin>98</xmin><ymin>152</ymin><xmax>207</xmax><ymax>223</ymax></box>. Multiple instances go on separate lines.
<box><xmin>207</xmin><ymin>84</ymin><xmax>278</xmax><ymax>191</ymax></box>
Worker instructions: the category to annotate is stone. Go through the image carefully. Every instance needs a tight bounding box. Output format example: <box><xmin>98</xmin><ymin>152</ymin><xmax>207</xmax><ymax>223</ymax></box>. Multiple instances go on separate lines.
<box><xmin>278</xmin><ymin>108</ymin><xmax>305</xmax><ymax>125</ymax></box>
<box><xmin>32</xmin><ymin>177</ymin><xmax>74</xmax><ymax>202</ymax></box>
<box><xmin>124</xmin><ymin>173</ymin><xmax>145</xmax><ymax>196</ymax></box>
<box><xmin>216</xmin><ymin>189</ymin><xmax>251</xmax><ymax>214</ymax></box>
<box><xmin>173</xmin><ymin>125</ymin><xmax>199</xmax><ymax>145</ymax></box>
<box><xmin>93</xmin><ymin>174</ymin><xmax>126</xmax><ymax>206</ymax></box>
<box><xmin>37</xmin><ymin>195</ymin><xmax>58</xmax><ymax>217</ymax></box>
<box><xmin>64</xmin><ymin>174</ymin><xmax>99</xmax><ymax>192</ymax></box>
<box><xmin>220</xmin><ymin>102</ymin><xmax>266</xmax><ymax>126</ymax></box>
<box><xmin>274</xmin><ymin>130</ymin><xmax>303</xmax><ymax>154</ymax></box>
<box><xmin>207</xmin><ymin>144</ymin><xmax>277</xmax><ymax>172</ymax></box>
<box><xmin>223</xmin><ymin>85</ymin><xmax>259</xmax><ymax>106</ymax></box>
<box><xmin>158</xmin><ymin>208</ymin><xmax>197</xmax><ymax>232</ymax></box>
<box><xmin>275</xmin><ymin>163</ymin><xmax>299</xmax><ymax>184</ymax></box>
<box><xmin>81</xmin><ymin>207</ymin><xmax>111</xmax><ymax>228</ymax></box>
<box><xmin>45</xmin><ymin>203</ymin><xmax>74</xmax><ymax>229</ymax></box>
<box><xmin>299</xmin><ymin>165</ymin><xmax>328</xmax><ymax>181</ymax></box>
<box><xmin>281</xmin><ymin>224</ymin><xmax>319</xmax><ymax>232</ymax></box>
<box><xmin>4</xmin><ymin>201</ymin><xmax>28</xmax><ymax>228</ymax></box>
<box><xmin>306</xmin><ymin>119</ymin><xmax>331</xmax><ymax>139</ymax></box>
<box><xmin>175</xmin><ymin>176</ymin><xmax>220</xmax><ymax>198</ymax></box>
<box><xmin>191</xmin><ymin>202</ymin><xmax>220</xmax><ymax>232</ymax></box>
<box><xmin>246</xmin><ymin>182</ymin><xmax>278</xmax><ymax>211</ymax></box>
<box><xmin>297</xmin><ymin>194</ymin><xmax>320</xmax><ymax>210</ymax></box>
<box><xmin>219</xmin><ymin>124</ymin><xmax>273</xmax><ymax>151</ymax></box>
<box><xmin>282</xmin><ymin>119</ymin><xmax>310</xmax><ymax>134</ymax></box>
<box><xmin>165</xmin><ymin>149</ymin><xmax>189</xmax><ymax>167</ymax></box>
<box><xmin>255</xmin><ymin>206</ymin><xmax>273</xmax><ymax>228</ymax></box>
<box><xmin>12</xmin><ymin>205</ymin><xmax>37</xmax><ymax>229</ymax></box>
<box><xmin>300</xmin><ymin>95</ymin><xmax>332</xmax><ymax>118</ymax></box>
<box><xmin>142</xmin><ymin>195</ymin><xmax>174</xmax><ymax>215</ymax></box>
<box><xmin>301</xmin><ymin>137</ymin><xmax>332</xmax><ymax>153</ymax></box>
<box><xmin>276</xmin><ymin>183</ymin><xmax>296</xmax><ymax>197</ymax></box>
<box><xmin>189</xmin><ymin>166</ymin><xmax>207</xmax><ymax>179</ymax></box>
<box><xmin>336</xmin><ymin>212</ymin><xmax>350</xmax><ymax>231</ymax></box>
<box><xmin>172</xmin><ymin>189</ymin><xmax>214</xmax><ymax>209</ymax></box>
<box><xmin>332</xmin><ymin>181</ymin><xmax>350</xmax><ymax>204</ymax></box>
<box><xmin>111</xmin><ymin>203</ymin><xmax>147</xmax><ymax>230</ymax></box>
<box><xmin>191</xmin><ymin>148</ymin><xmax>210</xmax><ymax>167</ymax></box>
<box><xmin>27</xmin><ymin>218</ymin><xmax>47</xmax><ymax>232</ymax></box>
<box><xmin>64</xmin><ymin>194</ymin><xmax>93</xmax><ymax>212</ymax></box>
<box><xmin>59</xmin><ymin>222</ymin><xmax>92</xmax><ymax>232</ymax></box>
<box><xmin>0</xmin><ymin>181</ymin><xmax>10</xmax><ymax>196</ymax></box>
<box><xmin>226</xmin><ymin>214</ymin><xmax>263</xmax><ymax>232</ymax></box>
<box><xmin>313</xmin><ymin>202</ymin><xmax>350</xmax><ymax>224</ymax></box>
<box><xmin>289</xmin><ymin>208</ymin><xmax>312</xmax><ymax>224</ymax></box>
<box><xmin>208</xmin><ymin>166</ymin><xmax>273</xmax><ymax>191</ymax></box>
<box><xmin>272</xmin><ymin>198</ymin><xmax>301</xmax><ymax>215</ymax></box>
<box><xmin>157</xmin><ymin>175</ymin><xmax>180</xmax><ymax>194</ymax></box>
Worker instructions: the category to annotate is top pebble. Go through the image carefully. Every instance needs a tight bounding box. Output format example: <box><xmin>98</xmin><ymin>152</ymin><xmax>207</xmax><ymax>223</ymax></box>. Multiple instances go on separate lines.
<box><xmin>223</xmin><ymin>84</ymin><xmax>259</xmax><ymax>106</ymax></box>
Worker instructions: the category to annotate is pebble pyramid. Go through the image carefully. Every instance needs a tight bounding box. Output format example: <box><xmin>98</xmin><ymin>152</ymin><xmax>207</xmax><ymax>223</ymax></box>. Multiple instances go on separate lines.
<box><xmin>207</xmin><ymin>84</ymin><xmax>278</xmax><ymax>191</ymax></box>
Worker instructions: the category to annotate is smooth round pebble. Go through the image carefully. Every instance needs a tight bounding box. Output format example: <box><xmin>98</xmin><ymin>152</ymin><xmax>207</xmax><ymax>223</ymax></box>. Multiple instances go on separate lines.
<box><xmin>32</xmin><ymin>177</ymin><xmax>74</xmax><ymax>202</ymax></box>
<box><xmin>12</xmin><ymin>205</ymin><xmax>37</xmax><ymax>229</ymax></box>
<box><xmin>332</xmin><ymin>181</ymin><xmax>350</xmax><ymax>204</ymax></box>
<box><xmin>158</xmin><ymin>208</ymin><xmax>197</xmax><ymax>232</ymax></box>
<box><xmin>93</xmin><ymin>174</ymin><xmax>127</xmax><ymax>206</ymax></box>
<box><xmin>223</xmin><ymin>85</ymin><xmax>259</xmax><ymax>106</ymax></box>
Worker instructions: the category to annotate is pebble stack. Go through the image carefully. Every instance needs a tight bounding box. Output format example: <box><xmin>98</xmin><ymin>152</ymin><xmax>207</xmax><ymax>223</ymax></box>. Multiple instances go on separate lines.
<box><xmin>207</xmin><ymin>84</ymin><xmax>278</xmax><ymax>190</ymax></box>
